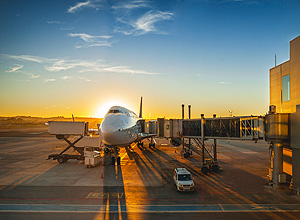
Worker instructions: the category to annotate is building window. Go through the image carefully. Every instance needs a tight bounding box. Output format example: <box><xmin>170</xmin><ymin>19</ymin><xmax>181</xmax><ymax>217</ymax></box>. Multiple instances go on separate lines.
<box><xmin>282</xmin><ymin>74</ymin><xmax>290</xmax><ymax>102</ymax></box>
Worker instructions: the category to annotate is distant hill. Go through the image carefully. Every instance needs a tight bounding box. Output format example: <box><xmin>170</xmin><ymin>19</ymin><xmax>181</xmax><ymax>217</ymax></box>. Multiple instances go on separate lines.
<box><xmin>0</xmin><ymin>116</ymin><xmax>102</xmax><ymax>129</ymax></box>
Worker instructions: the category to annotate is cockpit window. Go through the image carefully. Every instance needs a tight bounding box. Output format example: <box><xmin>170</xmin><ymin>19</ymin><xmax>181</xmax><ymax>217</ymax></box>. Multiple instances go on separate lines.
<box><xmin>108</xmin><ymin>109</ymin><xmax>123</xmax><ymax>114</ymax></box>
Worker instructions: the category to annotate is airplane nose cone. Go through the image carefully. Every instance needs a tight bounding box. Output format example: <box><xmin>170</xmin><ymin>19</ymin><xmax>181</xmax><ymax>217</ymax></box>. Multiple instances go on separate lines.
<box><xmin>100</xmin><ymin>115</ymin><xmax>125</xmax><ymax>145</ymax></box>
<box><xmin>100</xmin><ymin>115</ymin><xmax>124</xmax><ymax>133</ymax></box>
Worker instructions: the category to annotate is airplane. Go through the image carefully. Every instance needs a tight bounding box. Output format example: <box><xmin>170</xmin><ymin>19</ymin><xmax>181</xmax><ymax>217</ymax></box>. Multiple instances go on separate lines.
<box><xmin>99</xmin><ymin>97</ymin><xmax>156</xmax><ymax>165</ymax></box>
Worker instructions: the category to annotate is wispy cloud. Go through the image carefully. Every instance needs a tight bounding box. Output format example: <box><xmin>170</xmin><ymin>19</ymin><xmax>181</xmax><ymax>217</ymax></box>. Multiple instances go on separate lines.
<box><xmin>68</xmin><ymin>33</ymin><xmax>111</xmax><ymax>42</ymax></box>
<box><xmin>112</xmin><ymin>0</ymin><xmax>151</xmax><ymax>10</ymax></box>
<box><xmin>60</xmin><ymin>27</ymin><xmax>75</xmax><ymax>31</ymax></box>
<box><xmin>134</xmin><ymin>10</ymin><xmax>173</xmax><ymax>35</ymax></box>
<box><xmin>60</xmin><ymin>76</ymin><xmax>72</xmax><ymax>80</ymax></box>
<box><xmin>4</xmin><ymin>54</ymin><xmax>160</xmax><ymax>75</ymax></box>
<box><xmin>47</xmin><ymin>20</ymin><xmax>65</xmax><ymax>24</ymax></box>
<box><xmin>5</xmin><ymin>64</ymin><xmax>24</xmax><ymax>73</ymax></box>
<box><xmin>218</xmin><ymin>81</ymin><xmax>231</xmax><ymax>84</ymax></box>
<box><xmin>3</xmin><ymin>54</ymin><xmax>55</xmax><ymax>63</ymax></box>
<box><xmin>112</xmin><ymin>0</ymin><xmax>174</xmax><ymax>36</ymax></box>
<box><xmin>5</xmin><ymin>64</ymin><xmax>40</xmax><ymax>79</ymax></box>
<box><xmin>218</xmin><ymin>0</ymin><xmax>260</xmax><ymax>4</ymax></box>
<box><xmin>102</xmin><ymin>66</ymin><xmax>159</xmax><ymax>75</ymax></box>
<box><xmin>44</xmin><ymin>79</ymin><xmax>56</xmax><ymax>83</ymax></box>
<box><xmin>23</xmin><ymin>72</ymin><xmax>40</xmax><ymax>79</ymax></box>
<box><xmin>67</xmin><ymin>1</ymin><xmax>99</xmax><ymax>13</ymax></box>
<box><xmin>68</xmin><ymin>33</ymin><xmax>114</xmax><ymax>48</ymax></box>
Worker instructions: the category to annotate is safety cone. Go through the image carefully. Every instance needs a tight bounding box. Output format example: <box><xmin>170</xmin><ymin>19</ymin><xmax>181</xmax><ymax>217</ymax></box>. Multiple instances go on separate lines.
<box><xmin>101</xmin><ymin>172</ymin><xmax>104</xmax><ymax>179</ymax></box>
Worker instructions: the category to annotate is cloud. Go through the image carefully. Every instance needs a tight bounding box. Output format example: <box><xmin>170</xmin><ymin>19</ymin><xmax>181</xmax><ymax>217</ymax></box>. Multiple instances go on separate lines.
<box><xmin>60</xmin><ymin>27</ymin><xmax>75</xmax><ymax>31</ymax></box>
<box><xmin>134</xmin><ymin>10</ymin><xmax>173</xmax><ymax>34</ymax></box>
<box><xmin>114</xmin><ymin>9</ymin><xmax>173</xmax><ymax>36</ymax></box>
<box><xmin>67</xmin><ymin>1</ymin><xmax>99</xmax><ymax>13</ymax></box>
<box><xmin>68</xmin><ymin>33</ymin><xmax>114</xmax><ymax>48</ymax></box>
<box><xmin>60</xmin><ymin>76</ymin><xmax>72</xmax><ymax>80</ymax></box>
<box><xmin>23</xmin><ymin>72</ymin><xmax>40</xmax><ymax>79</ymax></box>
<box><xmin>68</xmin><ymin>33</ymin><xmax>111</xmax><ymax>42</ymax></box>
<box><xmin>5</xmin><ymin>64</ymin><xmax>24</xmax><ymax>73</ymax></box>
<box><xmin>218</xmin><ymin>81</ymin><xmax>231</xmax><ymax>84</ymax></box>
<box><xmin>3</xmin><ymin>54</ymin><xmax>55</xmax><ymax>63</ymax></box>
<box><xmin>4</xmin><ymin>54</ymin><xmax>159</xmax><ymax>75</ymax></box>
<box><xmin>112</xmin><ymin>0</ymin><xmax>151</xmax><ymax>10</ymax></box>
<box><xmin>44</xmin><ymin>79</ymin><xmax>56</xmax><ymax>82</ymax></box>
<box><xmin>5</xmin><ymin>64</ymin><xmax>40</xmax><ymax>79</ymax></box>
<box><xmin>103</xmin><ymin>66</ymin><xmax>159</xmax><ymax>75</ymax></box>
<box><xmin>47</xmin><ymin>21</ymin><xmax>65</xmax><ymax>24</ymax></box>
<box><xmin>44</xmin><ymin>59</ymin><xmax>101</xmax><ymax>72</ymax></box>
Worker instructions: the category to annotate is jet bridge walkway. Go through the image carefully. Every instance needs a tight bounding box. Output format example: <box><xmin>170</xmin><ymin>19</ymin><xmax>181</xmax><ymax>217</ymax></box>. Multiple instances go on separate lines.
<box><xmin>155</xmin><ymin>116</ymin><xmax>264</xmax><ymax>173</ymax></box>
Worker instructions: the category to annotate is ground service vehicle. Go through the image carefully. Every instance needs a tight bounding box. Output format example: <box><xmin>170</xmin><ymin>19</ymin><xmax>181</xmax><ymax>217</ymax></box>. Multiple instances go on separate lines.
<box><xmin>173</xmin><ymin>168</ymin><xmax>195</xmax><ymax>192</ymax></box>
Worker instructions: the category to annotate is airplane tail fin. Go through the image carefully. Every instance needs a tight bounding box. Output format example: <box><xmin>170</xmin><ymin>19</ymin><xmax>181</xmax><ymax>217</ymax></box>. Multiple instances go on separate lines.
<box><xmin>139</xmin><ymin>96</ymin><xmax>143</xmax><ymax>118</ymax></box>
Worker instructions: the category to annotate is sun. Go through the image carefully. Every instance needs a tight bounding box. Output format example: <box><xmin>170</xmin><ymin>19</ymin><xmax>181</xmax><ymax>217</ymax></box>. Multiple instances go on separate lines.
<box><xmin>94</xmin><ymin>100</ymin><xmax>128</xmax><ymax>118</ymax></box>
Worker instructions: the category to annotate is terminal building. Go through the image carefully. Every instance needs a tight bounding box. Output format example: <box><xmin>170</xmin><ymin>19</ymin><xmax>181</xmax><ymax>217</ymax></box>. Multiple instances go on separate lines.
<box><xmin>269</xmin><ymin>35</ymin><xmax>300</xmax><ymax>194</ymax></box>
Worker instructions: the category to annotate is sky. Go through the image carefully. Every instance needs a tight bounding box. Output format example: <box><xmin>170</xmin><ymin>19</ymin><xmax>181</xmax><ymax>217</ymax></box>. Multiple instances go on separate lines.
<box><xmin>0</xmin><ymin>0</ymin><xmax>300</xmax><ymax>119</ymax></box>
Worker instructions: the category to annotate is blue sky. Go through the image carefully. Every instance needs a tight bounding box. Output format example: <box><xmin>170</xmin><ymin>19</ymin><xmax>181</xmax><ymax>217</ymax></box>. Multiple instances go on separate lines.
<box><xmin>0</xmin><ymin>0</ymin><xmax>300</xmax><ymax>118</ymax></box>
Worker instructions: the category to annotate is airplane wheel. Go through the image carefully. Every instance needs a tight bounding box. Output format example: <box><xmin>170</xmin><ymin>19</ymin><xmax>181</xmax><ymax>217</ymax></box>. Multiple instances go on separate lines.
<box><xmin>111</xmin><ymin>157</ymin><xmax>115</xmax><ymax>165</ymax></box>
<box><xmin>117</xmin><ymin>157</ymin><xmax>121</xmax><ymax>165</ymax></box>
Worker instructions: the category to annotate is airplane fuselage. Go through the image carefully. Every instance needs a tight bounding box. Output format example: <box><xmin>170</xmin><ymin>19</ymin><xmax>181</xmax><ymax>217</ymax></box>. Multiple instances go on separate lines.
<box><xmin>99</xmin><ymin>106</ymin><xmax>140</xmax><ymax>146</ymax></box>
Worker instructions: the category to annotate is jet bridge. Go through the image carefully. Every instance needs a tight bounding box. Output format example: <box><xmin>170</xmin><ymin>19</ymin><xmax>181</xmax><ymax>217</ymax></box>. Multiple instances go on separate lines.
<box><xmin>154</xmin><ymin>106</ymin><xmax>300</xmax><ymax>193</ymax></box>
<box><xmin>156</xmin><ymin>115</ymin><xmax>265</xmax><ymax>174</ymax></box>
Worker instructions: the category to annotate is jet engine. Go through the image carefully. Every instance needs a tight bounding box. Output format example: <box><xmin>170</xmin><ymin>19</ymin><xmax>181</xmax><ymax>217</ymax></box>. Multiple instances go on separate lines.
<box><xmin>170</xmin><ymin>138</ymin><xmax>182</xmax><ymax>147</ymax></box>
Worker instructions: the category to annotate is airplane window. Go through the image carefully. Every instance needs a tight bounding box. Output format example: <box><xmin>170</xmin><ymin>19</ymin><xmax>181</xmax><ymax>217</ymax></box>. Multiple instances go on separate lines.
<box><xmin>108</xmin><ymin>110</ymin><xmax>114</xmax><ymax>113</ymax></box>
<box><xmin>113</xmin><ymin>110</ymin><xmax>120</xmax><ymax>113</ymax></box>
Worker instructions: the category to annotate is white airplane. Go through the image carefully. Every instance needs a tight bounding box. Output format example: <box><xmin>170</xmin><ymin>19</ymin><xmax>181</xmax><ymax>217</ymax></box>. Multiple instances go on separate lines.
<box><xmin>99</xmin><ymin>97</ymin><xmax>156</xmax><ymax>164</ymax></box>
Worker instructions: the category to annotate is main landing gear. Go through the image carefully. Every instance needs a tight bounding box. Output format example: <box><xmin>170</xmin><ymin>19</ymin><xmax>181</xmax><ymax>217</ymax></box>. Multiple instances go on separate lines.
<box><xmin>110</xmin><ymin>146</ymin><xmax>121</xmax><ymax>165</ymax></box>
<box><xmin>148</xmin><ymin>137</ymin><xmax>156</xmax><ymax>149</ymax></box>
<box><xmin>137</xmin><ymin>142</ymin><xmax>144</xmax><ymax>149</ymax></box>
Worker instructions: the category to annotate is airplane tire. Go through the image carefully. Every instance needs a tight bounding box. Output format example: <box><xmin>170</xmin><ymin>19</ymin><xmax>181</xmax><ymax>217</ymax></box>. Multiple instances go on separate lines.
<box><xmin>117</xmin><ymin>157</ymin><xmax>121</xmax><ymax>165</ymax></box>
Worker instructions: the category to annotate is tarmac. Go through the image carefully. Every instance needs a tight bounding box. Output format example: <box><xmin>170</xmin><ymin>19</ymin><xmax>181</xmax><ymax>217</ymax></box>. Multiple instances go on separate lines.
<box><xmin>0</xmin><ymin>127</ymin><xmax>299</xmax><ymax>220</ymax></box>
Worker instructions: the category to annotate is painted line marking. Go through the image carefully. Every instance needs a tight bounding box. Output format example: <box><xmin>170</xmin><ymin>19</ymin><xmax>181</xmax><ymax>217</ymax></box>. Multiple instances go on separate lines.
<box><xmin>86</xmin><ymin>192</ymin><xmax>124</xmax><ymax>199</ymax></box>
<box><xmin>0</xmin><ymin>204</ymin><xmax>300</xmax><ymax>213</ymax></box>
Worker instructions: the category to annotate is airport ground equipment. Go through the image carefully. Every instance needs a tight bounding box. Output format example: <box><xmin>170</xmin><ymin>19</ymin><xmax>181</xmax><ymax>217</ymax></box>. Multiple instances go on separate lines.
<box><xmin>47</xmin><ymin>121</ymin><xmax>100</xmax><ymax>163</ymax></box>
<box><xmin>84</xmin><ymin>147</ymin><xmax>101</xmax><ymax>168</ymax></box>
<box><xmin>173</xmin><ymin>168</ymin><xmax>195</xmax><ymax>192</ymax></box>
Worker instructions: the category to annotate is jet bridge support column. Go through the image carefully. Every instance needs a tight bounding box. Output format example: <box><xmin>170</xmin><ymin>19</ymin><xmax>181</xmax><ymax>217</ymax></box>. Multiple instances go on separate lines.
<box><xmin>273</xmin><ymin>142</ymin><xmax>284</xmax><ymax>189</ymax></box>
<box><xmin>213</xmin><ymin>114</ymin><xmax>217</xmax><ymax>163</ymax></box>
<box><xmin>201</xmin><ymin>114</ymin><xmax>205</xmax><ymax>165</ymax></box>
<box><xmin>265</xmin><ymin>105</ymin><xmax>290</xmax><ymax>189</ymax></box>
<box><xmin>188</xmin><ymin>105</ymin><xmax>191</xmax><ymax>155</ymax></box>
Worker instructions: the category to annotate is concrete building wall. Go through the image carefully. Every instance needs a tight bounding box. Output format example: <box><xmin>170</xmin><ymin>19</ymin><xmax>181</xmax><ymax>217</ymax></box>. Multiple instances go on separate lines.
<box><xmin>290</xmin><ymin>36</ymin><xmax>300</xmax><ymax>113</ymax></box>
<box><xmin>292</xmin><ymin>105</ymin><xmax>300</xmax><ymax>192</ymax></box>
<box><xmin>270</xmin><ymin>35</ymin><xmax>300</xmax><ymax>193</ymax></box>
<box><xmin>270</xmin><ymin>35</ymin><xmax>300</xmax><ymax>113</ymax></box>
<box><xmin>270</xmin><ymin>61</ymin><xmax>291</xmax><ymax>113</ymax></box>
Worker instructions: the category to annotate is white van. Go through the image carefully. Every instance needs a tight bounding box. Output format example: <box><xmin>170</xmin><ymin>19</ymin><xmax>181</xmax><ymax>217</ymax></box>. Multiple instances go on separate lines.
<box><xmin>173</xmin><ymin>168</ymin><xmax>195</xmax><ymax>192</ymax></box>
